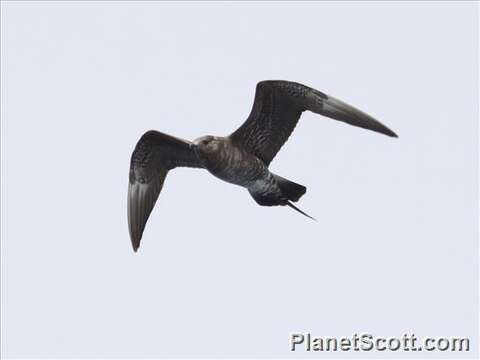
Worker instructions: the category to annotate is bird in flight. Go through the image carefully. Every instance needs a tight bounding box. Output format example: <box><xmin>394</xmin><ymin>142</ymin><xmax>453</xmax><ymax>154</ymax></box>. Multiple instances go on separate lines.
<box><xmin>128</xmin><ymin>80</ymin><xmax>397</xmax><ymax>251</ymax></box>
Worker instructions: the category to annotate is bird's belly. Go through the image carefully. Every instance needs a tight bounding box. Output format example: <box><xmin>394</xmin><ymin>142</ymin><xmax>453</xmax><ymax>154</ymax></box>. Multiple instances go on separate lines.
<box><xmin>212</xmin><ymin>162</ymin><xmax>265</xmax><ymax>187</ymax></box>
<box><xmin>207</xmin><ymin>152</ymin><xmax>267</xmax><ymax>188</ymax></box>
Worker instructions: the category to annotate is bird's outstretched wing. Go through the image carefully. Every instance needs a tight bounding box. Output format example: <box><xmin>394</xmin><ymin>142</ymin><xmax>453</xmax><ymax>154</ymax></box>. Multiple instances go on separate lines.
<box><xmin>128</xmin><ymin>130</ymin><xmax>202</xmax><ymax>252</ymax></box>
<box><xmin>229</xmin><ymin>80</ymin><xmax>397</xmax><ymax>164</ymax></box>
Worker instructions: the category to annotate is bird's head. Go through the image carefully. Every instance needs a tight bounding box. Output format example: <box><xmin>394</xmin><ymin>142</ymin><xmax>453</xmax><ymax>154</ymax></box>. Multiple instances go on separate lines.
<box><xmin>191</xmin><ymin>135</ymin><xmax>222</xmax><ymax>155</ymax></box>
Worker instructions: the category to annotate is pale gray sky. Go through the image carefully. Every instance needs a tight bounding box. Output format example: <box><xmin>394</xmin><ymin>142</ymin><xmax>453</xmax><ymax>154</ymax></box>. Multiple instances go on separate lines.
<box><xmin>1</xmin><ymin>1</ymin><xmax>478</xmax><ymax>358</ymax></box>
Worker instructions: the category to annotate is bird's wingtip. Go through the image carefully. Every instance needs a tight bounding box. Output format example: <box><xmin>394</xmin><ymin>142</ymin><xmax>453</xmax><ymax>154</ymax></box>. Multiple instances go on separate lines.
<box><xmin>131</xmin><ymin>240</ymin><xmax>140</xmax><ymax>253</ymax></box>
<box><xmin>385</xmin><ymin>128</ymin><xmax>399</xmax><ymax>138</ymax></box>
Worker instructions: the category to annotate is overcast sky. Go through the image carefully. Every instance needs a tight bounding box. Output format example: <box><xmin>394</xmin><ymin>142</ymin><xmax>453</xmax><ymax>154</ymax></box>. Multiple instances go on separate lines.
<box><xmin>1</xmin><ymin>1</ymin><xmax>478</xmax><ymax>358</ymax></box>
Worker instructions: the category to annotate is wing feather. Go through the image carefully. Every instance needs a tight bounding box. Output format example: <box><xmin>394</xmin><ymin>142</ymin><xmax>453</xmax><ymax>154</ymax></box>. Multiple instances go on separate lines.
<box><xmin>230</xmin><ymin>80</ymin><xmax>397</xmax><ymax>164</ymax></box>
<box><xmin>128</xmin><ymin>130</ymin><xmax>202</xmax><ymax>251</ymax></box>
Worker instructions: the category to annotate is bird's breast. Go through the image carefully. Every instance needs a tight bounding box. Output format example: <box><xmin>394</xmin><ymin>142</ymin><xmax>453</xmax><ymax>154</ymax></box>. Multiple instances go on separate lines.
<box><xmin>204</xmin><ymin>144</ymin><xmax>267</xmax><ymax>187</ymax></box>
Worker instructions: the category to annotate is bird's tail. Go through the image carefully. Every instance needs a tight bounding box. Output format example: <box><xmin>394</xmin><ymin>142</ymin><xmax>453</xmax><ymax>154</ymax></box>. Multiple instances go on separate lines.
<box><xmin>286</xmin><ymin>201</ymin><xmax>316</xmax><ymax>221</ymax></box>
<box><xmin>273</xmin><ymin>174</ymin><xmax>306</xmax><ymax>202</ymax></box>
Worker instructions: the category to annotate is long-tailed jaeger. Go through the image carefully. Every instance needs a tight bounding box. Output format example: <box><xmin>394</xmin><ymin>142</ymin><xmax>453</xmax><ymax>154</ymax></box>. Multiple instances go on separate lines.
<box><xmin>128</xmin><ymin>80</ymin><xmax>397</xmax><ymax>251</ymax></box>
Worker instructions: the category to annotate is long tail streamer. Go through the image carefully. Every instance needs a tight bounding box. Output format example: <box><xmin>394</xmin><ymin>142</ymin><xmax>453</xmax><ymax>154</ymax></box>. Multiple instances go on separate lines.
<box><xmin>287</xmin><ymin>201</ymin><xmax>316</xmax><ymax>221</ymax></box>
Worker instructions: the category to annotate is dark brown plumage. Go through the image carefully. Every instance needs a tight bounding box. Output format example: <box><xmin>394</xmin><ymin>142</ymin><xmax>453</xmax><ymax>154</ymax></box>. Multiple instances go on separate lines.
<box><xmin>128</xmin><ymin>80</ymin><xmax>398</xmax><ymax>251</ymax></box>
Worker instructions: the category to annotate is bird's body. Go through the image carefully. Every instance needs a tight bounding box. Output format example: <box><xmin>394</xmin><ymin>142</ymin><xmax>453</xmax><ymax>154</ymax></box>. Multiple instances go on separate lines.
<box><xmin>193</xmin><ymin>136</ymin><xmax>275</xmax><ymax>191</ymax></box>
<box><xmin>128</xmin><ymin>80</ymin><xmax>398</xmax><ymax>251</ymax></box>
